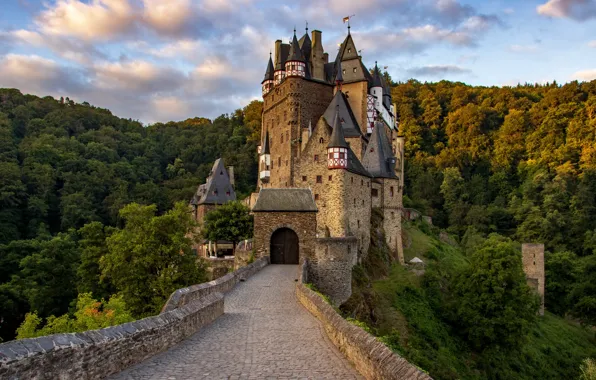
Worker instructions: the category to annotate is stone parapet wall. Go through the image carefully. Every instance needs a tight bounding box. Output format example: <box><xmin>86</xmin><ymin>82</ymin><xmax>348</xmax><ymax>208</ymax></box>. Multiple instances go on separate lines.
<box><xmin>309</xmin><ymin>237</ymin><xmax>358</xmax><ymax>306</ymax></box>
<box><xmin>296</xmin><ymin>283</ymin><xmax>432</xmax><ymax>380</ymax></box>
<box><xmin>0</xmin><ymin>257</ymin><xmax>269</xmax><ymax>380</ymax></box>
<box><xmin>0</xmin><ymin>293</ymin><xmax>223</xmax><ymax>380</ymax></box>
<box><xmin>162</xmin><ymin>257</ymin><xmax>269</xmax><ymax>313</ymax></box>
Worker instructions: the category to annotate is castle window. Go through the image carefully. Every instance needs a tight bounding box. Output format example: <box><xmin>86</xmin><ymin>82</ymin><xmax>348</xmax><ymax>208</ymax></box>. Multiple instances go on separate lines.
<box><xmin>392</xmin><ymin>212</ymin><xmax>395</xmax><ymax>219</ymax></box>
<box><xmin>316</xmin><ymin>175</ymin><xmax>322</xmax><ymax>183</ymax></box>
<box><xmin>314</xmin><ymin>154</ymin><xmax>319</xmax><ymax>162</ymax></box>
<box><xmin>390</xmin><ymin>186</ymin><xmax>394</xmax><ymax>197</ymax></box>
<box><xmin>370</xmin><ymin>147</ymin><xmax>374</xmax><ymax>152</ymax></box>
<box><xmin>389</xmin><ymin>236</ymin><xmax>392</xmax><ymax>243</ymax></box>
<box><xmin>266</xmin><ymin>165</ymin><xmax>270</xmax><ymax>170</ymax></box>
<box><xmin>351</xmin><ymin>177</ymin><xmax>354</xmax><ymax>184</ymax></box>
<box><xmin>286</xmin><ymin>131</ymin><xmax>289</xmax><ymax>140</ymax></box>
<box><xmin>315</xmin><ymin>194</ymin><xmax>320</xmax><ymax>200</ymax></box>
<box><xmin>302</xmin><ymin>176</ymin><xmax>307</xmax><ymax>181</ymax></box>
<box><xmin>372</xmin><ymin>188</ymin><xmax>378</xmax><ymax>197</ymax></box>
<box><xmin>361</xmin><ymin>179</ymin><xmax>363</xmax><ymax>186</ymax></box>
<box><xmin>226</xmin><ymin>191</ymin><xmax>230</xmax><ymax>196</ymax></box>
<box><xmin>328</xmin><ymin>175</ymin><xmax>332</xmax><ymax>181</ymax></box>
<box><xmin>353</xmin><ymin>67</ymin><xmax>357</xmax><ymax>73</ymax></box>
<box><xmin>278</xmin><ymin>157</ymin><xmax>281</xmax><ymax>166</ymax></box>
<box><xmin>342</xmin><ymin>69</ymin><xmax>346</xmax><ymax>75</ymax></box>
<box><xmin>357</xmin><ymin>220</ymin><xmax>360</xmax><ymax>228</ymax></box>
<box><xmin>285</xmin><ymin>160</ymin><xmax>288</xmax><ymax>166</ymax></box>
<box><xmin>319</xmin><ymin>137</ymin><xmax>324</xmax><ymax>144</ymax></box>
<box><xmin>367</xmin><ymin>181</ymin><xmax>369</xmax><ymax>188</ymax></box>
<box><xmin>348</xmin><ymin>48</ymin><xmax>352</xmax><ymax>53</ymax></box>
<box><xmin>353</xmin><ymin>198</ymin><xmax>356</xmax><ymax>206</ymax></box>
<box><xmin>281</xmin><ymin>134</ymin><xmax>284</xmax><ymax>143</ymax></box>
<box><xmin>362</xmin><ymin>199</ymin><xmax>364</xmax><ymax>205</ymax></box>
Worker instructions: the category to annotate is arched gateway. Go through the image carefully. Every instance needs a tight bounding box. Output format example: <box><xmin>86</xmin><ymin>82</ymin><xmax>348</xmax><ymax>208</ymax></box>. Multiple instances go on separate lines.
<box><xmin>270</xmin><ymin>228</ymin><xmax>299</xmax><ymax>264</ymax></box>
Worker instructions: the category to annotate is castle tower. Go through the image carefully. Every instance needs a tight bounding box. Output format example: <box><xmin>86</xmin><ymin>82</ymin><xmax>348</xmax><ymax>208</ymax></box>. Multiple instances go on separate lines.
<box><xmin>327</xmin><ymin>105</ymin><xmax>349</xmax><ymax>169</ymax></box>
<box><xmin>522</xmin><ymin>243</ymin><xmax>545</xmax><ymax>316</ymax></box>
<box><xmin>262</xmin><ymin>53</ymin><xmax>274</xmax><ymax>96</ymax></box>
<box><xmin>285</xmin><ymin>30</ymin><xmax>306</xmax><ymax>78</ymax></box>
<box><xmin>273</xmin><ymin>39</ymin><xmax>288</xmax><ymax>85</ymax></box>
<box><xmin>362</xmin><ymin>120</ymin><xmax>402</xmax><ymax>263</ymax></box>
<box><xmin>259</xmin><ymin>130</ymin><xmax>271</xmax><ymax>185</ymax></box>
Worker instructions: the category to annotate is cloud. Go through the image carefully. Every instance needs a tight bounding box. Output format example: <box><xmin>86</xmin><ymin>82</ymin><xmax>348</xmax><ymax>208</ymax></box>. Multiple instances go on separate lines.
<box><xmin>504</xmin><ymin>8</ymin><xmax>515</xmax><ymax>14</ymax></box>
<box><xmin>407</xmin><ymin>64</ymin><xmax>471</xmax><ymax>77</ymax></box>
<box><xmin>0</xmin><ymin>54</ymin><xmax>86</xmax><ymax>95</ymax></box>
<box><xmin>35</xmin><ymin>0</ymin><xmax>137</xmax><ymax>41</ymax></box>
<box><xmin>92</xmin><ymin>60</ymin><xmax>187</xmax><ymax>92</ymax></box>
<box><xmin>537</xmin><ymin>0</ymin><xmax>596</xmax><ymax>21</ymax></box>
<box><xmin>589</xmin><ymin>40</ymin><xmax>596</xmax><ymax>47</ymax></box>
<box><xmin>509</xmin><ymin>44</ymin><xmax>540</xmax><ymax>53</ymax></box>
<box><xmin>571</xmin><ymin>69</ymin><xmax>596</xmax><ymax>81</ymax></box>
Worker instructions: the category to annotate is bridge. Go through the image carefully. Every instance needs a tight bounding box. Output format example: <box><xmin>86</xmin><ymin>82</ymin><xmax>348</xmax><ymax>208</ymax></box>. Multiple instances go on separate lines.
<box><xmin>0</xmin><ymin>258</ymin><xmax>430</xmax><ymax>380</ymax></box>
<box><xmin>110</xmin><ymin>265</ymin><xmax>361</xmax><ymax>379</ymax></box>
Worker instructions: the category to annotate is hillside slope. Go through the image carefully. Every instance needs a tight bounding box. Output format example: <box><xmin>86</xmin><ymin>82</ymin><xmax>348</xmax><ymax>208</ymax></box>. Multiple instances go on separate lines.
<box><xmin>342</xmin><ymin>217</ymin><xmax>596</xmax><ymax>380</ymax></box>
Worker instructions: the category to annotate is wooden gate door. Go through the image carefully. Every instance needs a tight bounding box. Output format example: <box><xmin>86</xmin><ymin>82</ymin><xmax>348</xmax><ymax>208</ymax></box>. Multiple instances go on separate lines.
<box><xmin>270</xmin><ymin>228</ymin><xmax>299</xmax><ymax>264</ymax></box>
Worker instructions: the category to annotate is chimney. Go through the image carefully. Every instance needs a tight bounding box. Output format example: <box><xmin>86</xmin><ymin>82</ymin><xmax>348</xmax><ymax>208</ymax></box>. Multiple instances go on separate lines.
<box><xmin>274</xmin><ymin>39</ymin><xmax>282</xmax><ymax>68</ymax></box>
<box><xmin>228</xmin><ymin>166</ymin><xmax>235</xmax><ymax>188</ymax></box>
<box><xmin>311</xmin><ymin>30</ymin><xmax>325</xmax><ymax>80</ymax></box>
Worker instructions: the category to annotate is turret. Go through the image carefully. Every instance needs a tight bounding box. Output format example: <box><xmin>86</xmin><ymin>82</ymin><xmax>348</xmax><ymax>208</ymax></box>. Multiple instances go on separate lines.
<box><xmin>285</xmin><ymin>29</ymin><xmax>306</xmax><ymax>78</ymax></box>
<box><xmin>327</xmin><ymin>105</ymin><xmax>349</xmax><ymax>169</ymax></box>
<box><xmin>370</xmin><ymin>62</ymin><xmax>383</xmax><ymax>109</ymax></box>
<box><xmin>259</xmin><ymin>130</ymin><xmax>271</xmax><ymax>183</ymax></box>
<box><xmin>273</xmin><ymin>39</ymin><xmax>286</xmax><ymax>85</ymax></box>
<box><xmin>262</xmin><ymin>53</ymin><xmax>274</xmax><ymax>96</ymax></box>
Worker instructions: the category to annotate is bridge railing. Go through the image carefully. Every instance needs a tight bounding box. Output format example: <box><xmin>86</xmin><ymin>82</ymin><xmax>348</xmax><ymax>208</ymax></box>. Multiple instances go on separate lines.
<box><xmin>0</xmin><ymin>257</ymin><xmax>269</xmax><ymax>380</ymax></box>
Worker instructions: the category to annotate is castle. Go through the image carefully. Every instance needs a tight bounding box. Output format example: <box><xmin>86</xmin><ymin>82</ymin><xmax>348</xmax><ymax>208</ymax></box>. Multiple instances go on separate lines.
<box><xmin>248</xmin><ymin>26</ymin><xmax>405</xmax><ymax>304</ymax></box>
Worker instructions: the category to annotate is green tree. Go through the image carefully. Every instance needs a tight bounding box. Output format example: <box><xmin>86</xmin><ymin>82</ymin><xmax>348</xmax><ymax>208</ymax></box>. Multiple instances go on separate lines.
<box><xmin>77</xmin><ymin>222</ymin><xmax>115</xmax><ymax>300</ymax></box>
<box><xmin>545</xmin><ymin>251</ymin><xmax>579</xmax><ymax>316</ymax></box>
<box><xmin>202</xmin><ymin>201</ymin><xmax>254</xmax><ymax>252</ymax></box>
<box><xmin>101</xmin><ymin>202</ymin><xmax>206</xmax><ymax>317</ymax></box>
<box><xmin>15</xmin><ymin>293</ymin><xmax>133</xmax><ymax>339</ymax></box>
<box><xmin>452</xmin><ymin>235</ymin><xmax>540</xmax><ymax>350</ymax></box>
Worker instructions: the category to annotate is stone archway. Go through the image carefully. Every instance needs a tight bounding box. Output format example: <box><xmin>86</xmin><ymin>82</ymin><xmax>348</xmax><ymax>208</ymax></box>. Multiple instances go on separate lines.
<box><xmin>270</xmin><ymin>228</ymin><xmax>299</xmax><ymax>264</ymax></box>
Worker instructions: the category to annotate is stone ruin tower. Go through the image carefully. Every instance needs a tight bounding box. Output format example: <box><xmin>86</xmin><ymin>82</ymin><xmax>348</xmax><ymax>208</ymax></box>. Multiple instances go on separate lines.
<box><xmin>522</xmin><ymin>243</ymin><xmax>545</xmax><ymax>316</ymax></box>
<box><xmin>251</xmin><ymin>25</ymin><xmax>405</xmax><ymax>305</ymax></box>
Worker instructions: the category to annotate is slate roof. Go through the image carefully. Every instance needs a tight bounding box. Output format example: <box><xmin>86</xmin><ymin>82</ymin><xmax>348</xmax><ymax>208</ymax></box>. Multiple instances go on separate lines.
<box><xmin>262</xmin><ymin>54</ymin><xmax>274</xmax><ymax>83</ymax></box>
<box><xmin>346</xmin><ymin>148</ymin><xmax>372</xmax><ymax>178</ymax></box>
<box><xmin>287</xmin><ymin>33</ymin><xmax>305</xmax><ymax>62</ymax></box>
<box><xmin>252</xmin><ymin>188</ymin><xmax>318</xmax><ymax>212</ymax></box>
<box><xmin>327</xmin><ymin>105</ymin><xmax>349</xmax><ymax>149</ymax></box>
<box><xmin>190</xmin><ymin>158</ymin><xmax>236</xmax><ymax>205</ymax></box>
<box><xmin>362</xmin><ymin>120</ymin><xmax>397</xmax><ymax>179</ymax></box>
<box><xmin>274</xmin><ymin>43</ymin><xmax>290</xmax><ymax>71</ymax></box>
<box><xmin>334</xmin><ymin>59</ymin><xmax>343</xmax><ymax>83</ymax></box>
<box><xmin>298</xmin><ymin>32</ymin><xmax>312</xmax><ymax>63</ymax></box>
<box><xmin>322</xmin><ymin>91</ymin><xmax>363</xmax><ymax>138</ymax></box>
<box><xmin>372</xmin><ymin>62</ymin><xmax>383</xmax><ymax>87</ymax></box>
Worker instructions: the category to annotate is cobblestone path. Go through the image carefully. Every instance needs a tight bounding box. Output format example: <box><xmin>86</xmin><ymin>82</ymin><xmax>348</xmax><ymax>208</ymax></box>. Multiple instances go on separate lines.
<box><xmin>110</xmin><ymin>265</ymin><xmax>362</xmax><ymax>380</ymax></box>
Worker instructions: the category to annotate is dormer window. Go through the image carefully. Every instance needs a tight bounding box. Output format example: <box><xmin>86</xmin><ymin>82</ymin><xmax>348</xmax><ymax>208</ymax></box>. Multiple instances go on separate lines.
<box><xmin>348</xmin><ymin>48</ymin><xmax>351</xmax><ymax>53</ymax></box>
<box><xmin>353</xmin><ymin>68</ymin><xmax>357</xmax><ymax>73</ymax></box>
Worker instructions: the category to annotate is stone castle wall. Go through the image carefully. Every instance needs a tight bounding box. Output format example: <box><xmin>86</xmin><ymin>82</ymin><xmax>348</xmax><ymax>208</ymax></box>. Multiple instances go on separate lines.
<box><xmin>522</xmin><ymin>243</ymin><xmax>545</xmax><ymax>315</ymax></box>
<box><xmin>309</xmin><ymin>237</ymin><xmax>358</xmax><ymax>306</ymax></box>
<box><xmin>344</xmin><ymin>172</ymin><xmax>372</xmax><ymax>257</ymax></box>
<box><xmin>340</xmin><ymin>80</ymin><xmax>368</xmax><ymax>138</ymax></box>
<box><xmin>262</xmin><ymin>77</ymin><xmax>332</xmax><ymax>188</ymax></box>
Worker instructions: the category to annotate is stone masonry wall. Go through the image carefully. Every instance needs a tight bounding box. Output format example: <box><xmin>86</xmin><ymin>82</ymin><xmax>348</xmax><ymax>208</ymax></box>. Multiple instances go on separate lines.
<box><xmin>253</xmin><ymin>211</ymin><xmax>317</xmax><ymax>264</ymax></box>
<box><xmin>309</xmin><ymin>237</ymin><xmax>358</xmax><ymax>306</ymax></box>
<box><xmin>261</xmin><ymin>77</ymin><xmax>332</xmax><ymax>189</ymax></box>
<box><xmin>0</xmin><ymin>293</ymin><xmax>223</xmax><ymax>380</ymax></box>
<box><xmin>522</xmin><ymin>243</ymin><xmax>545</xmax><ymax>315</ymax></box>
<box><xmin>344</xmin><ymin>172</ymin><xmax>372</xmax><ymax>257</ymax></box>
<box><xmin>296</xmin><ymin>283</ymin><xmax>432</xmax><ymax>380</ymax></box>
<box><xmin>0</xmin><ymin>258</ymin><xmax>269</xmax><ymax>380</ymax></box>
<box><xmin>381</xmin><ymin>177</ymin><xmax>402</xmax><ymax>262</ymax></box>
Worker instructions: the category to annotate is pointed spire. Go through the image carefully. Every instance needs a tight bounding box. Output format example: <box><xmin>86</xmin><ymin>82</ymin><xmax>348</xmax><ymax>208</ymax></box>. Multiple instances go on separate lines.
<box><xmin>262</xmin><ymin>52</ymin><xmax>274</xmax><ymax>83</ymax></box>
<box><xmin>328</xmin><ymin>105</ymin><xmax>349</xmax><ymax>149</ymax></box>
<box><xmin>372</xmin><ymin>61</ymin><xmax>383</xmax><ymax>87</ymax></box>
<box><xmin>362</xmin><ymin>119</ymin><xmax>396</xmax><ymax>178</ymax></box>
<box><xmin>287</xmin><ymin>30</ymin><xmax>305</xmax><ymax>62</ymax></box>
<box><xmin>262</xmin><ymin>129</ymin><xmax>270</xmax><ymax>154</ymax></box>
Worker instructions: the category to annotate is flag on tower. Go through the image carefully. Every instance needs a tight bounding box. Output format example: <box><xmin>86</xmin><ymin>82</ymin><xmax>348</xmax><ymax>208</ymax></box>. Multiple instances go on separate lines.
<box><xmin>343</xmin><ymin>16</ymin><xmax>350</xmax><ymax>23</ymax></box>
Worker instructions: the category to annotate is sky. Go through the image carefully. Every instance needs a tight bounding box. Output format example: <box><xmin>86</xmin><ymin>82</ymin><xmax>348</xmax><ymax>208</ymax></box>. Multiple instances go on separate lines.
<box><xmin>0</xmin><ymin>0</ymin><xmax>595</xmax><ymax>124</ymax></box>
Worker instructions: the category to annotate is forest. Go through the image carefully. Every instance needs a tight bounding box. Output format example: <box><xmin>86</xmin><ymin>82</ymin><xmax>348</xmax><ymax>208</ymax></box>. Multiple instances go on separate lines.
<box><xmin>0</xmin><ymin>79</ymin><xmax>594</xmax><ymax>376</ymax></box>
